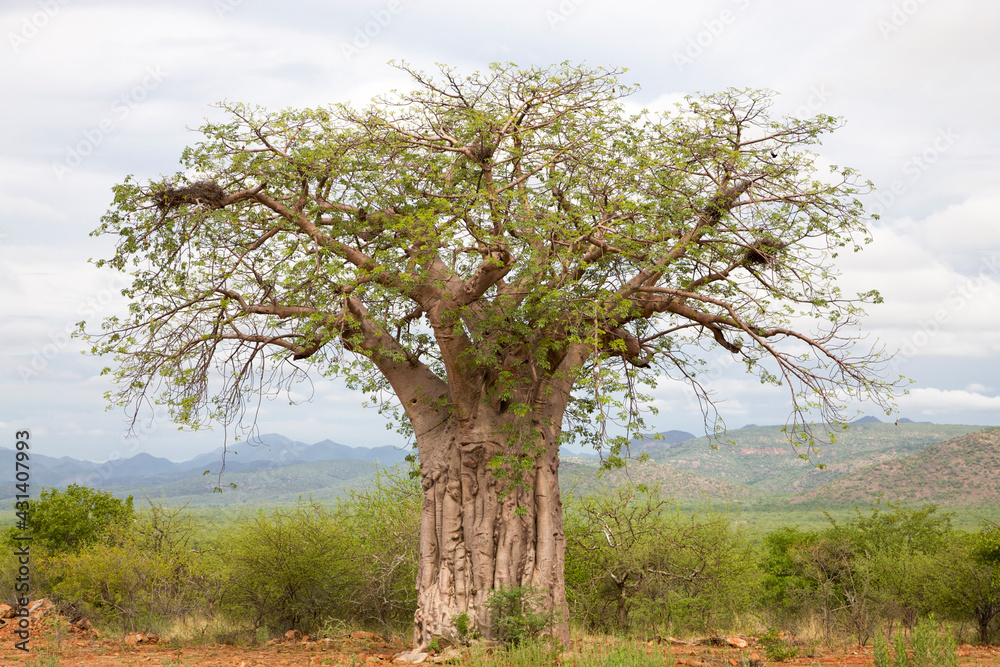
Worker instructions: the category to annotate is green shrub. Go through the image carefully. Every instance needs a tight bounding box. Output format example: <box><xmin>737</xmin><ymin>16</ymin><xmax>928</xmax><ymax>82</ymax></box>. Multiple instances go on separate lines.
<box><xmin>874</xmin><ymin>617</ymin><xmax>958</xmax><ymax>667</ymax></box>
<box><xmin>758</xmin><ymin>627</ymin><xmax>799</xmax><ymax>662</ymax></box>
<box><xmin>565</xmin><ymin>485</ymin><xmax>759</xmax><ymax>635</ymax></box>
<box><xmin>49</xmin><ymin>500</ymin><xmax>217</xmax><ymax>633</ymax></box>
<box><xmin>453</xmin><ymin>611</ymin><xmax>473</xmax><ymax>644</ymax></box>
<box><xmin>873</xmin><ymin>632</ymin><xmax>892</xmax><ymax>667</ymax></box>
<box><xmin>485</xmin><ymin>585</ymin><xmax>553</xmax><ymax>647</ymax></box>
<box><xmin>893</xmin><ymin>631</ymin><xmax>913</xmax><ymax>667</ymax></box>
<box><xmin>220</xmin><ymin>499</ymin><xmax>354</xmax><ymax>636</ymax></box>
<box><xmin>9</xmin><ymin>484</ymin><xmax>134</xmax><ymax>555</ymax></box>
<box><xmin>759</xmin><ymin>526</ymin><xmax>821</xmax><ymax>618</ymax></box>
<box><xmin>466</xmin><ymin>638</ymin><xmax>563</xmax><ymax>667</ymax></box>
<box><xmin>909</xmin><ymin>615</ymin><xmax>957</xmax><ymax>667</ymax></box>
<box><xmin>337</xmin><ymin>465</ymin><xmax>421</xmax><ymax>631</ymax></box>
<box><xmin>575</xmin><ymin>641</ymin><xmax>671</xmax><ymax>667</ymax></box>
<box><xmin>930</xmin><ymin>524</ymin><xmax>1000</xmax><ymax>643</ymax></box>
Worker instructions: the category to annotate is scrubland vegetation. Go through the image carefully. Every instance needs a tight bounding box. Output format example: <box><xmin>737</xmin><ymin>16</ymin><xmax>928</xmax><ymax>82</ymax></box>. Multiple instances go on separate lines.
<box><xmin>4</xmin><ymin>470</ymin><xmax>999</xmax><ymax>661</ymax></box>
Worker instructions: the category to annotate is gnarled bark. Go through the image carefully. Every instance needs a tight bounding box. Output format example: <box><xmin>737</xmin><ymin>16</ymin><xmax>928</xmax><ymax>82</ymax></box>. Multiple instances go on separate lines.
<box><xmin>411</xmin><ymin>413</ymin><xmax>569</xmax><ymax>648</ymax></box>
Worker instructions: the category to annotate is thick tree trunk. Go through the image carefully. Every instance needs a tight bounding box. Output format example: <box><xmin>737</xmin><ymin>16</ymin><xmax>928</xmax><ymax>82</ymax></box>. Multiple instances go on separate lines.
<box><xmin>410</xmin><ymin>414</ymin><xmax>569</xmax><ymax>648</ymax></box>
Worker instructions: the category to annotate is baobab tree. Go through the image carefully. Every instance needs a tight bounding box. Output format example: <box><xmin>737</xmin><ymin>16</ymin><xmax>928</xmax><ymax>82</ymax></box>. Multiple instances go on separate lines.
<box><xmin>83</xmin><ymin>62</ymin><xmax>897</xmax><ymax>646</ymax></box>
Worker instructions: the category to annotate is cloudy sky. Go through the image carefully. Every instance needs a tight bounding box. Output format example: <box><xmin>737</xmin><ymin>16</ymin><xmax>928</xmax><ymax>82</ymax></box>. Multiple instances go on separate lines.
<box><xmin>2</xmin><ymin>0</ymin><xmax>998</xmax><ymax>463</ymax></box>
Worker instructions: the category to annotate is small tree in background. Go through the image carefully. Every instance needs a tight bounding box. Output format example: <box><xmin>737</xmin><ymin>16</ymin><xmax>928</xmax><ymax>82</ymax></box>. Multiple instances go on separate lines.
<box><xmin>14</xmin><ymin>484</ymin><xmax>134</xmax><ymax>555</ymax></box>
<box><xmin>933</xmin><ymin>523</ymin><xmax>1000</xmax><ymax>643</ymax></box>
<box><xmin>565</xmin><ymin>484</ymin><xmax>757</xmax><ymax>634</ymax></box>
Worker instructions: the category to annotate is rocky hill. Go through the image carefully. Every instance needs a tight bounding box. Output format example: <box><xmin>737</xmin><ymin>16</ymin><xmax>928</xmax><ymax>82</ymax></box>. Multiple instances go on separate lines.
<box><xmin>634</xmin><ymin>421</ymin><xmax>983</xmax><ymax>494</ymax></box>
<box><xmin>792</xmin><ymin>427</ymin><xmax>1000</xmax><ymax>506</ymax></box>
<box><xmin>559</xmin><ymin>456</ymin><xmax>764</xmax><ymax>504</ymax></box>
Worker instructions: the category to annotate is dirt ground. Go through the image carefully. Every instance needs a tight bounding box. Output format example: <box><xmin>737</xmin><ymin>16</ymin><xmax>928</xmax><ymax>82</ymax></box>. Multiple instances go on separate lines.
<box><xmin>2</xmin><ymin>636</ymin><xmax>999</xmax><ymax>667</ymax></box>
<box><xmin>1</xmin><ymin>600</ymin><xmax>998</xmax><ymax>666</ymax></box>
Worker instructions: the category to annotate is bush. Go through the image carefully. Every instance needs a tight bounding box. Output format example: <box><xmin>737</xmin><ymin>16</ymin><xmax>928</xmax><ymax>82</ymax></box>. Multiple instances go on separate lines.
<box><xmin>769</xmin><ymin>501</ymin><xmax>958</xmax><ymax>642</ymax></box>
<box><xmin>758</xmin><ymin>627</ymin><xmax>799</xmax><ymax>662</ymax></box>
<box><xmin>565</xmin><ymin>484</ymin><xmax>758</xmax><ymax>634</ymax></box>
<box><xmin>220</xmin><ymin>498</ymin><xmax>354</xmax><ymax>636</ymax></box>
<box><xmin>758</xmin><ymin>526</ymin><xmax>820</xmax><ymax>619</ymax></box>
<box><xmin>930</xmin><ymin>524</ymin><xmax>1000</xmax><ymax>643</ymax></box>
<box><xmin>10</xmin><ymin>484</ymin><xmax>134</xmax><ymax>555</ymax></box>
<box><xmin>337</xmin><ymin>466</ymin><xmax>421</xmax><ymax>631</ymax></box>
<box><xmin>485</xmin><ymin>585</ymin><xmax>554</xmax><ymax>647</ymax></box>
<box><xmin>49</xmin><ymin>500</ymin><xmax>218</xmax><ymax>633</ymax></box>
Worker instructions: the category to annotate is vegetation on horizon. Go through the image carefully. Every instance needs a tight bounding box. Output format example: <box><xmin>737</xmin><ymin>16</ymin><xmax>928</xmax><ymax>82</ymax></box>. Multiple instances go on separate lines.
<box><xmin>4</xmin><ymin>477</ymin><xmax>998</xmax><ymax>652</ymax></box>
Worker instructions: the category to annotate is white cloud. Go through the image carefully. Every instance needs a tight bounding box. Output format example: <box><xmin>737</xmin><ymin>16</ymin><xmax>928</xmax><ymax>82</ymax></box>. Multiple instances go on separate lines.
<box><xmin>834</xmin><ymin>219</ymin><xmax>1000</xmax><ymax>361</ymax></box>
<box><xmin>900</xmin><ymin>387</ymin><xmax>1000</xmax><ymax>415</ymax></box>
<box><xmin>3</xmin><ymin>0</ymin><xmax>1000</xmax><ymax>458</ymax></box>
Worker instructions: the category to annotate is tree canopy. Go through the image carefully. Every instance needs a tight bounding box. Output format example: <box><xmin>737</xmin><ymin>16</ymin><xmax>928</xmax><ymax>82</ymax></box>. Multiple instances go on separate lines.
<box><xmin>85</xmin><ymin>62</ymin><xmax>896</xmax><ymax>459</ymax></box>
<box><xmin>82</xmin><ymin>62</ymin><xmax>901</xmax><ymax>645</ymax></box>
<box><xmin>15</xmin><ymin>484</ymin><xmax>134</xmax><ymax>555</ymax></box>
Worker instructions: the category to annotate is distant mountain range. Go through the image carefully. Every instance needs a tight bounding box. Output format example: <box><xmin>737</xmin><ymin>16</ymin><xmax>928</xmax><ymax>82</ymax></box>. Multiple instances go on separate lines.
<box><xmin>563</xmin><ymin>419</ymin><xmax>990</xmax><ymax>506</ymax></box>
<box><xmin>0</xmin><ymin>433</ymin><xmax>410</xmax><ymax>493</ymax></box>
<box><xmin>3</xmin><ymin>420</ymin><xmax>997</xmax><ymax>511</ymax></box>
<box><xmin>630</xmin><ymin>420</ymin><xmax>982</xmax><ymax>494</ymax></box>
<box><xmin>791</xmin><ymin>427</ymin><xmax>1000</xmax><ymax>506</ymax></box>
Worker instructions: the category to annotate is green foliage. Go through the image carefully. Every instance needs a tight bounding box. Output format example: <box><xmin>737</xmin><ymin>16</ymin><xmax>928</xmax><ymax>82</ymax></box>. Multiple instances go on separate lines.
<box><xmin>909</xmin><ymin>615</ymin><xmax>957</xmax><ymax>667</ymax></box>
<box><xmin>872</xmin><ymin>632</ymin><xmax>893</xmax><ymax>667</ymax></box>
<box><xmin>220</xmin><ymin>471</ymin><xmax>420</xmax><ymax>637</ymax></box>
<box><xmin>24</xmin><ymin>653</ymin><xmax>61</xmax><ymax>667</ymax></box>
<box><xmin>758</xmin><ymin>526</ymin><xmax>820</xmax><ymax>616</ymax></box>
<box><xmin>824</xmin><ymin>498</ymin><xmax>954</xmax><ymax>557</ymax></box>
<box><xmin>466</xmin><ymin>638</ymin><xmax>564</xmax><ymax>667</ymax></box>
<box><xmin>83</xmin><ymin>62</ymin><xmax>900</xmax><ymax>482</ymax></box>
<box><xmin>466</xmin><ymin>639</ymin><xmax>672</xmax><ymax>667</ymax></box>
<box><xmin>220</xmin><ymin>499</ymin><xmax>354</xmax><ymax>636</ymax></box>
<box><xmin>892</xmin><ymin>631</ymin><xmax>911</xmax><ymax>667</ymax></box>
<box><xmin>929</xmin><ymin>524</ymin><xmax>1000</xmax><ymax>643</ymax></box>
<box><xmin>565</xmin><ymin>484</ymin><xmax>758</xmax><ymax>634</ymax></box>
<box><xmin>760</xmin><ymin>500</ymin><xmax>961</xmax><ymax>641</ymax></box>
<box><xmin>573</xmin><ymin>641</ymin><xmax>671</xmax><ymax>667</ymax></box>
<box><xmin>15</xmin><ymin>484</ymin><xmax>134</xmax><ymax>555</ymax></box>
<box><xmin>453</xmin><ymin>611</ymin><xmax>472</xmax><ymax>643</ymax></box>
<box><xmin>875</xmin><ymin>616</ymin><xmax>958</xmax><ymax>667</ymax></box>
<box><xmin>49</xmin><ymin>499</ymin><xmax>219</xmax><ymax>633</ymax></box>
<box><xmin>757</xmin><ymin>627</ymin><xmax>800</xmax><ymax>662</ymax></box>
<box><xmin>485</xmin><ymin>585</ymin><xmax>554</xmax><ymax>647</ymax></box>
<box><xmin>336</xmin><ymin>466</ymin><xmax>420</xmax><ymax>630</ymax></box>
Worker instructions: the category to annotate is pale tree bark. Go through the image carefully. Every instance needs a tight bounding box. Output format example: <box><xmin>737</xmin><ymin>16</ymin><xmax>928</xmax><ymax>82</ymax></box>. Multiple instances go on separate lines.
<box><xmin>382</xmin><ymin>341</ymin><xmax>586</xmax><ymax>647</ymax></box>
<box><xmin>411</xmin><ymin>416</ymin><xmax>569</xmax><ymax>646</ymax></box>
